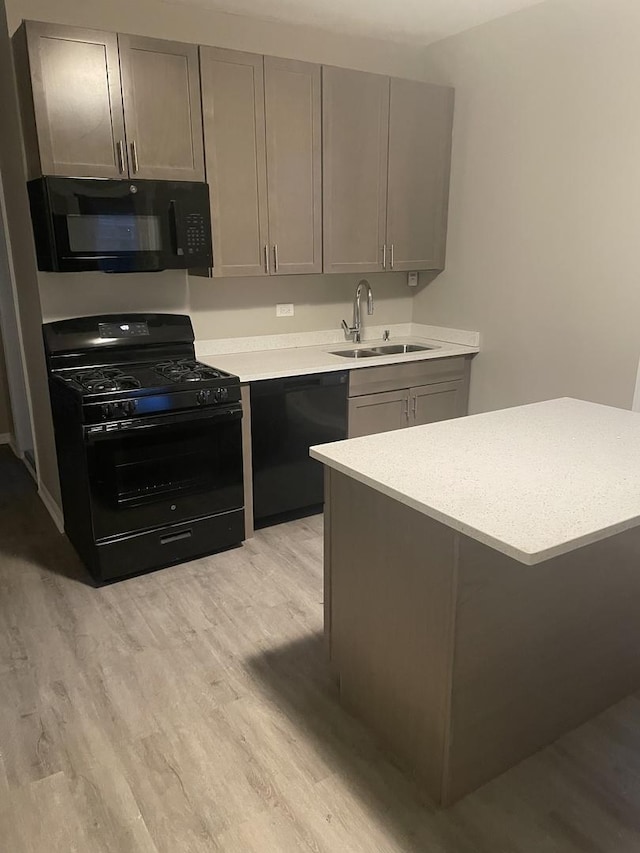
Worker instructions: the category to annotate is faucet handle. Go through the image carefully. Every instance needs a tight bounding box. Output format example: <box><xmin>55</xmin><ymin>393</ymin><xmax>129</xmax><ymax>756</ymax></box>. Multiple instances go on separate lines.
<box><xmin>383</xmin><ymin>329</ymin><xmax>390</xmax><ymax>341</ymax></box>
<box><xmin>341</xmin><ymin>319</ymin><xmax>353</xmax><ymax>337</ymax></box>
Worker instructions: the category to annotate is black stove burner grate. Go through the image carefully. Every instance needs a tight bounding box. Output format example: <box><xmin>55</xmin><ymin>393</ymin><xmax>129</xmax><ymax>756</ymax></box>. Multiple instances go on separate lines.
<box><xmin>154</xmin><ymin>359</ymin><xmax>223</xmax><ymax>383</ymax></box>
<box><xmin>71</xmin><ymin>368</ymin><xmax>142</xmax><ymax>393</ymax></box>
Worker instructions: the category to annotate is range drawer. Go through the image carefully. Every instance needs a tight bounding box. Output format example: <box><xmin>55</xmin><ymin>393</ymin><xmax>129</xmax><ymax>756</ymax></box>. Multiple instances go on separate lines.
<box><xmin>95</xmin><ymin>509</ymin><xmax>245</xmax><ymax>582</ymax></box>
<box><xmin>348</xmin><ymin>355</ymin><xmax>467</xmax><ymax>397</ymax></box>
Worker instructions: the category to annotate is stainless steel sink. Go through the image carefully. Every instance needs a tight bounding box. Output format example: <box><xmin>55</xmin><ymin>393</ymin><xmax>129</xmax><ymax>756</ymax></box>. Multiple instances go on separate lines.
<box><xmin>367</xmin><ymin>343</ymin><xmax>437</xmax><ymax>355</ymax></box>
<box><xmin>331</xmin><ymin>342</ymin><xmax>438</xmax><ymax>358</ymax></box>
<box><xmin>330</xmin><ymin>348</ymin><xmax>378</xmax><ymax>358</ymax></box>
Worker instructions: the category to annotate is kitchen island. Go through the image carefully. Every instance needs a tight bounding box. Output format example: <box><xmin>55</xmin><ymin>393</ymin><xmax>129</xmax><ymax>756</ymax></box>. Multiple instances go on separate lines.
<box><xmin>311</xmin><ymin>398</ymin><xmax>640</xmax><ymax>805</ymax></box>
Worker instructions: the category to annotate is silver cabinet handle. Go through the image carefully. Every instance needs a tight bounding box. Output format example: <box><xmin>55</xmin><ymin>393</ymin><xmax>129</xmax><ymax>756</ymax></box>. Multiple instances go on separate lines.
<box><xmin>130</xmin><ymin>140</ymin><xmax>139</xmax><ymax>174</ymax></box>
<box><xmin>382</xmin><ymin>243</ymin><xmax>387</xmax><ymax>270</ymax></box>
<box><xmin>116</xmin><ymin>140</ymin><xmax>125</xmax><ymax>174</ymax></box>
<box><xmin>390</xmin><ymin>243</ymin><xmax>395</xmax><ymax>270</ymax></box>
<box><xmin>404</xmin><ymin>397</ymin><xmax>409</xmax><ymax>421</ymax></box>
<box><xmin>264</xmin><ymin>244</ymin><xmax>270</xmax><ymax>274</ymax></box>
<box><xmin>412</xmin><ymin>394</ymin><xmax>417</xmax><ymax>420</ymax></box>
<box><xmin>273</xmin><ymin>243</ymin><xmax>279</xmax><ymax>273</ymax></box>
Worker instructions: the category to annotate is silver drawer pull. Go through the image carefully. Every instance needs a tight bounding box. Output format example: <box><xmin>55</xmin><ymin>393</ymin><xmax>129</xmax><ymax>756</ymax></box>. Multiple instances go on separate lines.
<box><xmin>264</xmin><ymin>243</ymin><xmax>270</xmax><ymax>274</ymax></box>
<box><xmin>160</xmin><ymin>529</ymin><xmax>192</xmax><ymax>545</ymax></box>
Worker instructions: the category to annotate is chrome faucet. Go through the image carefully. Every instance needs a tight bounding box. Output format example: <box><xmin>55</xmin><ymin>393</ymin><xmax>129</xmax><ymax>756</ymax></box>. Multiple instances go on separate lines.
<box><xmin>342</xmin><ymin>280</ymin><xmax>374</xmax><ymax>344</ymax></box>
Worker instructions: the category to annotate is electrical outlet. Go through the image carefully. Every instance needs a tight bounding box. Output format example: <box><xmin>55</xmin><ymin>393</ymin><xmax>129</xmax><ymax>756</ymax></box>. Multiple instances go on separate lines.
<box><xmin>407</xmin><ymin>272</ymin><xmax>419</xmax><ymax>287</ymax></box>
<box><xmin>276</xmin><ymin>303</ymin><xmax>294</xmax><ymax>317</ymax></box>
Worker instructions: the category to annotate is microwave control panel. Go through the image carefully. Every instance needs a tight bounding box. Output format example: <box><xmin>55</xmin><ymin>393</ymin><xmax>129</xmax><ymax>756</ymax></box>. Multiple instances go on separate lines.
<box><xmin>185</xmin><ymin>213</ymin><xmax>208</xmax><ymax>256</ymax></box>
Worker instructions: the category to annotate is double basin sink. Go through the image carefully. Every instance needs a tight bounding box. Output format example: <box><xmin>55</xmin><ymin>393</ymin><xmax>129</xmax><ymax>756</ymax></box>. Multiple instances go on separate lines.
<box><xmin>331</xmin><ymin>343</ymin><xmax>438</xmax><ymax>359</ymax></box>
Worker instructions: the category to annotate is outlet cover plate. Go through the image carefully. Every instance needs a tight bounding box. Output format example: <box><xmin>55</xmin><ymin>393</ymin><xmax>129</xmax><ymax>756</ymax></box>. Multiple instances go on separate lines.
<box><xmin>276</xmin><ymin>303</ymin><xmax>295</xmax><ymax>317</ymax></box>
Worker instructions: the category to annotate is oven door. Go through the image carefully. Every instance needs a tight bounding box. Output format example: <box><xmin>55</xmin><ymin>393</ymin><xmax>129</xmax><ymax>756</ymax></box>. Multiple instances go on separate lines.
<box><xmin>32</xmin><ymin>177</ymin><xmax>212</xmax><ymax>272</ymax></box>
<box><xmin>85</xmin><ymin>405</ymin><xmax>243</xmax><ymax>541</ymax></box>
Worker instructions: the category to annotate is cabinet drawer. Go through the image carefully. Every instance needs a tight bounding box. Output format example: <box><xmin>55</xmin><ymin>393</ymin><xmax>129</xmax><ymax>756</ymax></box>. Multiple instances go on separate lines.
<box><xmin>348</xmin><ymin>356</ymin><xmax>466</xmax><ymax>398</ymax></box>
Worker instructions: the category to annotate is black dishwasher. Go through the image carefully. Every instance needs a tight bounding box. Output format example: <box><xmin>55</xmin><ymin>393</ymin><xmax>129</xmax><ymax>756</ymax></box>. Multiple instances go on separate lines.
<box><xmin>251</xmin><ymin>372</ymin><xmax>348</xmax><ymax>527</ymax></box>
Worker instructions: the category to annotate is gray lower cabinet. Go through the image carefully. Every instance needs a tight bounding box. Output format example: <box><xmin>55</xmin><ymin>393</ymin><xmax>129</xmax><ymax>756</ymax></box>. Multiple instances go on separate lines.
<box><xmin>410</xmin><ymin>380</ymin><xmax>467</xmax><ymax>426</ymax></box>
<box><xmin>348</xmin><ymin>357</ymin><xmax>470</xmax><ymax>438</ymax></box>
<box><xmin>348</xmin><ymin>389</ymin><xmax>409</xmax><ymax>438</ymax></box>
<box><xmin>15</xmin><ymin>21</ymin><xmax>205</xmax><ymax>181</ymax></box>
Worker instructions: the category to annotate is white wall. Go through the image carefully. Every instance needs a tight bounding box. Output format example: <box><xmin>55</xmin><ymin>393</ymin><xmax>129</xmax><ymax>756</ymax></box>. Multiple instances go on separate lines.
<box><xmin>414</xmin><ymin>0</ymin><xmax>640</xmax><ymax>413</ymax></box>
<box><xmin>8</xmin><ymin>0</ymin><xmax>425</xmax><ymax>341</ymax></box>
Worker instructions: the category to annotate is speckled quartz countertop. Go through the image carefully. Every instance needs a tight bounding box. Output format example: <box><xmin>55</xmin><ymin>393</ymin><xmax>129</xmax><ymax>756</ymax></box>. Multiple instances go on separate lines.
<box><xmin>196</xmin><ymin>323</ymin><xmax>479</xmax><ymax>383</ymax></box>
<box><xmin>311</xmin><ymin>398</ymin><xmax>640</xmax><ymax>565</ymax></box>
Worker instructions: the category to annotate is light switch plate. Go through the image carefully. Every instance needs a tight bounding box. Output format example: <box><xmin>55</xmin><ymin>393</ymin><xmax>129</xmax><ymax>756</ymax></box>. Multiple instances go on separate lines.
<box><xmin>276</xmin><ymin>303</ymin><xmax>294</xmax><ymax>317</ymax></box>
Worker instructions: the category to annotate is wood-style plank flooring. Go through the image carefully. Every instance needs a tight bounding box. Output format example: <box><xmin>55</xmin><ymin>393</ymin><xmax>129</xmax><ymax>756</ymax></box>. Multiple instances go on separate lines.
<box><xmin>2</xmin><ymin>445</ymin><xmax>640</xmax><ymax>851</ymax></box>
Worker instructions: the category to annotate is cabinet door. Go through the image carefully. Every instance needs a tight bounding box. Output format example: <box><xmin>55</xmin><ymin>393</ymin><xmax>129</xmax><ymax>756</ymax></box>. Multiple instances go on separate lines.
<box><xmin>264</xmin><ymin>57</ymin><xmax>322</xmax><ymax>275</ymax></box>
<box><xmin>323</xmin><ymin>67</ymin><xmax>389</xmax><ymax>274</ymax></box>
<box><xmin>348</xmin><ymin>390</ymin><xmax>409</xmax><ymax>438</ymax></box>
<box><xmin>387</xmin><ymin>79</ymin><xmax>454</xmax><ymax>271</ymax></box>
<box><xmin>410</xmin><ymin>380</ymin><xmax>466</xmax><ymax>427</ymax></box>
<box><xmin>23</xmin><ymin>21</ymin><xmax>126</xmax><ymax>178</ymax></box>
<box><xmin>118</xmin><ymin>35</ymin><xmax>205</xmax><ymax>181</ymax></box>
<box><xmin>201</xmin><ymin>47</ymin><xmax>269</xmax><ymax>278</ymax></box>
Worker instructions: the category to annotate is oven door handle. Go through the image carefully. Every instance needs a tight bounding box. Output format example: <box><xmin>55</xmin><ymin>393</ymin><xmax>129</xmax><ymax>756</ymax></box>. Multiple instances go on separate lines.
<box><xmin>84</xmin><ymin>404</ymin><xmax>242</xmax><ymax>442</ymax></box>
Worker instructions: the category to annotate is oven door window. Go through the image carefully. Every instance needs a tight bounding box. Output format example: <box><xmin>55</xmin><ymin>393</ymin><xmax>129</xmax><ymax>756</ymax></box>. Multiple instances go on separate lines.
<box><xmin>87</xmin><ymin>413</ymin><xmax>244</xmax><ymax>540</ymax></box>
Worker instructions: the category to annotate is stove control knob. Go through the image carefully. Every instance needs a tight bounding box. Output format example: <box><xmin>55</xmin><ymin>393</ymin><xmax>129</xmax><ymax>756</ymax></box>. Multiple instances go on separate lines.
<box><xmin>197</xmin><ymin>389</ymin><xmax>211</xmax><ymax>406</ymax></box>
<box><xmin>123</xmin><ymin>400</ymin><xmax>137</xmax><ymax>417</ymax></box>
<box><xmin>101</xmin><ymin>403</ymin><xmax>115</xmax><ymax>420</ymax></box>
<box><xmin>214</xmin><ymin>387</ymin><xmax>229</xmax><ymax>403</ymax></box>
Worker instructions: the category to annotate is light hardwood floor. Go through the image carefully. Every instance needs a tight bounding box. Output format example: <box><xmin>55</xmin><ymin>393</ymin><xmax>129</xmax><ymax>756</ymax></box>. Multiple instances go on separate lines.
<box><xmin>2</xmin><ymin>446</ymin><xmax>640</xmax><ymax>852</ymax></box>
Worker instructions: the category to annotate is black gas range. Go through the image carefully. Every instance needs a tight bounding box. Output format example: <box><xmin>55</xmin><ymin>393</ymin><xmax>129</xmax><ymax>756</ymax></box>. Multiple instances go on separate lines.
<box><xmin>43</xmin><ymin>314</ymin><xmax>244</xmax><ymax>583</ymax></box>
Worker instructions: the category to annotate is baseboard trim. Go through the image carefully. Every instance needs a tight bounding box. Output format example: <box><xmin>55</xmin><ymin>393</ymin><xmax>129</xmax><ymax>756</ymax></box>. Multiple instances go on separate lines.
<box><xmin>38</xmin><ymin>483</ymin><xmax>65</xmax><ymax>533</ymax></box>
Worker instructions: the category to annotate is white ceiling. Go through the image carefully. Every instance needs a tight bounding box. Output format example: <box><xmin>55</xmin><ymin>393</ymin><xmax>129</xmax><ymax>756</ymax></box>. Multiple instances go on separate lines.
<box><xmin>161</xmin><ymin>0</ymin><xmax>544</xmax><ymax>45</ymax></box>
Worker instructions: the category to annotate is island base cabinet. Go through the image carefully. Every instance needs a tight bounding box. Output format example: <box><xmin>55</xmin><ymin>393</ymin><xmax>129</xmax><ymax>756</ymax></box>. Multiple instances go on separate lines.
<box><xmin>324</xmin><ymin>469</ymin><xmax>640</xmax><ymax>805</ymax></box>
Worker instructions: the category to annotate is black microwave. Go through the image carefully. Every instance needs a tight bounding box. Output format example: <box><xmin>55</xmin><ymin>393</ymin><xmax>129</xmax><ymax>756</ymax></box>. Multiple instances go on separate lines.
<box><xmin>28</xmin><ymin>177</ymin><xmax>213</xmax><ymax>273</ymax></box>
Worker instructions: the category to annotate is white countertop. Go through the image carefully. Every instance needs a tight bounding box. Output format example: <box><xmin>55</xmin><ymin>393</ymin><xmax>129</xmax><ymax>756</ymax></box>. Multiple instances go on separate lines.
<box><xmin>196</xmin><ymin>323</ymin><xmax>479</xmax><ymax>383</ymax></box>
<box><xmin>310</xmin><ymin>398</ymin><xmax>640</xmax><ymax>565</ymax></box>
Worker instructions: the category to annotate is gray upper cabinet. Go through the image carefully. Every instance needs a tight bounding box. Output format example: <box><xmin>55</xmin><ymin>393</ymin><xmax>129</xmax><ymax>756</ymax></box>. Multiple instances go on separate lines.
<box><xmin>15</xmin><ymin>22</ymin><xmax>204</xmax><ymax>181</ymax></box>
<box><xmin>201</xmin><ymin>49</ymin><xmax>322</xmax><ymax>278</ymax></box>
<box><xmin>322</xmin><ymin>67</ymin><xmax>454</xmax><ymax>274</ymax></box>
<box><xmin>264</xmin><ymin>57</ymin><xmax>322</xmax><ymax>275</ymax></box>
<box><xmin>16</xmin><ymin>21</ymin><xmax>126</xmax><ymax>179</ymax></box>
<box><xmin>118</xmin><ymin>35</ymin><xmax>205</xmax><ymax>182</ymax></box>
<box><xmin>200</xmin><ymin>47</ymin><xmax>269</xmax><ymax>278</ymax></box>
<box><xmin>322</xmin><ymin>67</ymin><xmax>389</xmax><ymax>274</ymax></box>
<box><xmin>387</xmin><ymin>79</ymin><xmax>454</xmax><ymax>271</ymax></box>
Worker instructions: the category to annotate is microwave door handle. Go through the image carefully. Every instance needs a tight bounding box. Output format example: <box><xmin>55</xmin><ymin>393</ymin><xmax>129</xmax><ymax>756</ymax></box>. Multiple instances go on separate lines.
<box><xmin>169</xmin><ymin>200</ymin><xmax>184</xmax><ymax>257</ymax></box>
